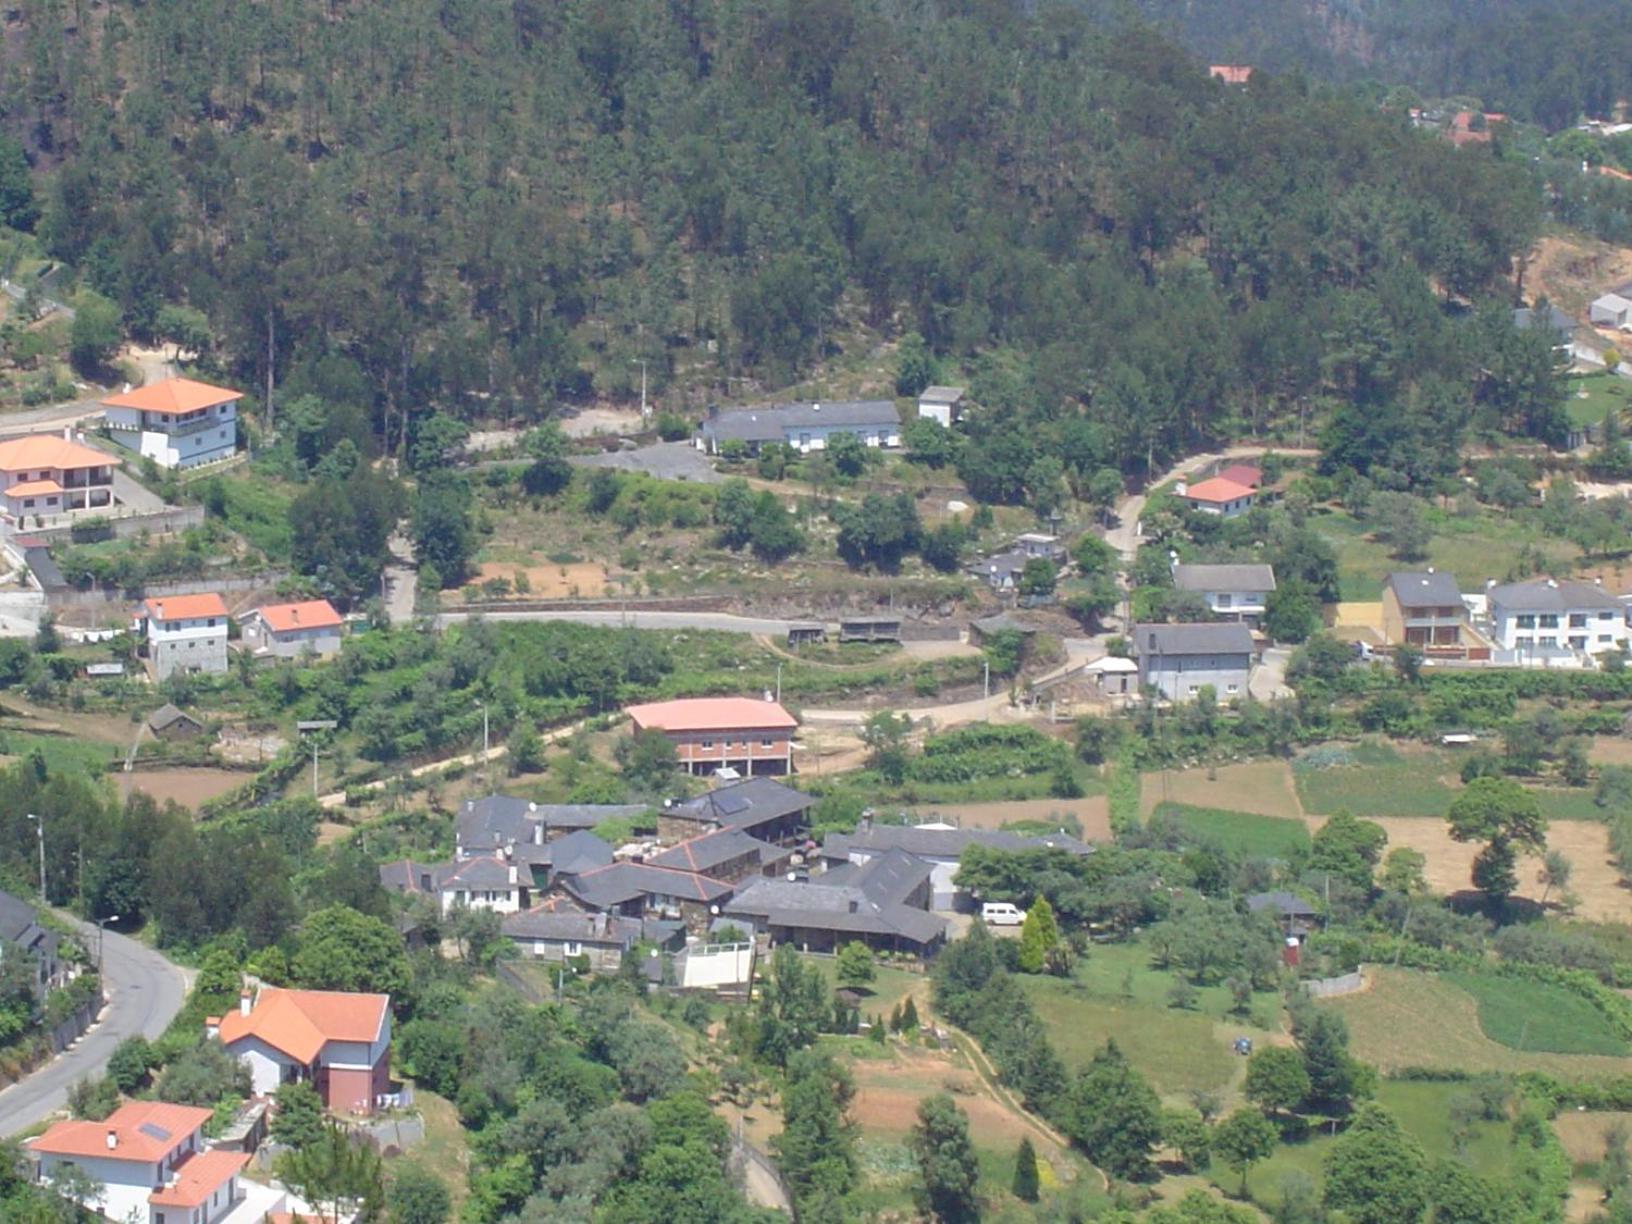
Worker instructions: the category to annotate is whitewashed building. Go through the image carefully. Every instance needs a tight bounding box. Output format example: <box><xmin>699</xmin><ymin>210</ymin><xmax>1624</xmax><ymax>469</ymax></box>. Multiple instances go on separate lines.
<box><xmin>138</xmin><ymin>594</ymin><xmax>229</xmax><ymax>680</ymax></box>
<box><xmin>101</xmin><ymin>378</ymin><xmax>241</xmax><ymax>469</ymax></box>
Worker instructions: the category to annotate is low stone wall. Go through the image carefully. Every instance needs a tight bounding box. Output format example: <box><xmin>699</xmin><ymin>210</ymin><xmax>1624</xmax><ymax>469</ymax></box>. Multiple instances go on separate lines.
<box><xmin>46</xmin><ymin>997</ymin><xmax>100</xmax><ymax>1053</ymax></box>
<box><xmin>1302</xmin><ymin>970</ymin><xmax>1365</xmax><ymax>998</ymax></box>
<box><xmin>45</xmin><ymin>569</ymin><xmax>289</xmax><ymax>610</ymax></box>
<box><xmin>19</xmin><ymin>504</ymin><xmax>204</xmax><ymax>544</ymax></box>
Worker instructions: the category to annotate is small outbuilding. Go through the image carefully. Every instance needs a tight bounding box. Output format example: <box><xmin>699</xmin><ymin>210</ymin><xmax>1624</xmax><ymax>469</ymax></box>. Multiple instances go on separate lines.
<box><xmin>147</xmin><ymin>703</ymin><xmax>204</xmax><ymax>741</ymax></box>
<box><xmin>1591</xmin><ymin>292</ymin><xmax>1632</xmax><ymax>331</ymax></box>
<box><xmin>838</xmin><ymin>615</ymin><xmax>901</xmax><ymax>643</ymax></box>
<box><xmin>916</xmin><ymin>386</ymin><xmax>966</xmax><ymax>428</ymax></box>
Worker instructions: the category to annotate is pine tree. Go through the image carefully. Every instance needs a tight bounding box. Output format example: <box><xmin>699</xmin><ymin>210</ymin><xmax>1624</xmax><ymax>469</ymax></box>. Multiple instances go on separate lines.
<box><xmin>1012</xmin><ymin>1137</ymin><xmax>1040</xmax><ymax>1202</ymax></box>
<box><xmin>901</xmin><ymin>997</ymin><xmax>920</xmax><ymax>1032</ymax></box>
<box><xmin>1017</xmin><ymin>895</ymin><xmax>1059</xmax><ymax>973</ymax></box>
<box><xmin>889</xmin><ymin>1002</ymin><xmax>904</xmax><ymax>1033</ymax></box>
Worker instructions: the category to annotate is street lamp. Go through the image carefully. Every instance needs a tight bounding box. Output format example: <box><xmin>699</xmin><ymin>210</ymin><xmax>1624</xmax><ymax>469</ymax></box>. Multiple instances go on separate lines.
<box><xmin>96</xmin><ymin>914</ymin><xmax>119</xmax><ymax>978</ymax></box>
<box><xmin>25</xmin><ymin>813</ymin><xmax>42</xmax><ymax>902</ymax></box>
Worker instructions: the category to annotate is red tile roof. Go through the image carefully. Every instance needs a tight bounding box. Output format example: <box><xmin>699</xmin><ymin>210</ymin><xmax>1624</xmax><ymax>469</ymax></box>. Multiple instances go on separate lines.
<box><xmin>30</xmin><ymin>1101</ymin><xmax>212</xmax><ymax>1162</ymax></box>
<box><xmin>626</xmin><ymin>696</ymin><xmax>797</xmax><ymax>733</ymax></box>
<box><xmin>149</xmin><ymin>1150</ymin><xmax>249</xmax><ymax>1208</ymax></box>
<box><xmin>1216</xmin><ymin>463</ymin><xmax>1263</xmax><ymax>488</ymax></box>
<box><xmin>254</xmin><ymin>599</ymin><xmax>342</xmax><ymax>634</ymax></box>
<box><xmin>102</xmin><ymin>377</ymin><xmax>242</xmax><ymax>414</ymax></box>
<box><xmin>1209</xmin><ymin>64</ymin><xmax>1254</xmax><ymax>84</ymax></box>
<box><xmin>0</xmin><ymin>434</ymin><xmax>116</xmax><ymax>474</ymax></box>
<box><xmin>5</xmin><ymin>479</ymin><xmax>63</xmax><ymax>498</ymax></box>
<box><xmin>143</xmin><ymin>593</ymin><xmax>229</xmax><ymax>621</ymax></box>
<box><xmin>217</xmin><ymin>987</ymin><xmax>389</xmax><ymax>1065</ymax></box>
<box><xmin>1181</xmin><ymin>477</ymin><xmax>1257</xmax><ymax>505</ymax></box>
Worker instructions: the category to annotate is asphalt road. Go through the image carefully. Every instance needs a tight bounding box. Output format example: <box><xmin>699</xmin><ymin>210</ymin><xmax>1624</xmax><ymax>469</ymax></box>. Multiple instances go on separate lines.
<box><xmin>0</xmin><ymin>920</ymin><xmax>191</xmax><ymax>1137</ymax></box>
<box><xmin>437</xmin><ymin>609</ymin><xmax>801</xmax><ymax>635</ymax></box>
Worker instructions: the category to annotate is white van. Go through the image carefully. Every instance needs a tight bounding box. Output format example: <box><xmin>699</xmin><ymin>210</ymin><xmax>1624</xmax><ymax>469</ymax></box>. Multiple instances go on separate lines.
<box><xmin>981</xmin><ymin>902</ymin><xmax>1026</xmax><ymax>927</ymax></box>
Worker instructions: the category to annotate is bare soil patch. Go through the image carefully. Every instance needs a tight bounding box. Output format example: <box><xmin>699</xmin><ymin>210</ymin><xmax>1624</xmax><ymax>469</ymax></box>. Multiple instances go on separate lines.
<box><xmin>317</xmin><ymin>820</ymin><xmax>353</xmax><ymax>847</ymax></box>
<box><xmin>1526</xmin><ymin>233</ymin><xmax>1632</xmax><ymax>318</ymax></box>
<box><xmin>904</xmin><ymin>797</ymin><xmax>1111</xmax><ymax>840</ymax></box>
<box><xmin>1348</xmin><ymin>818</ymin><xmax>1629</xmax><ymax>923</ymax></box>
<box><xmin>1589</xmin><ymin>735</ymin><xmax>1632</xmax><ymax>767</ymax></box>
<box><xmin>561</xmin><ymin>406</ymin><xmax>642</xmax><ymax>438</ymax></box>
<box><xmin>1554</xmin><ymin>1110</ymin><xmax>1632</xmax><ymax>1164</ymax></box>
<box><xmin>464</xmin><ymin>560</ymin><xmax>610</xmax><ymax>599</ymax></box>
<box><xmin>1141</xmin><ymin>760</ymin><xmax>1304</xmax><ymax>819</ymax></box>
<box><xmin>850</xmin><ymin>1044</ymin><xmax>1064</xmax><ymax>1157</ymax></box>
<box><xmin>116</xmin><ymin>767</ymin><xmax>246</xmax><ymax>809</ymax></box>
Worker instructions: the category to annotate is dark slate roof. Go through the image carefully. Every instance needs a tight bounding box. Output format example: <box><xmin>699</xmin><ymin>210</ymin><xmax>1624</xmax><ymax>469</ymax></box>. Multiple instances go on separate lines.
<box><xmin>543</xmin><ymin>829</ymin><xmax>615</xmax><ymax>875</ymax></box>
<box><xmin>1133</xmin><ymin>622</ymin><xmax>1255</xmax><ymax>658</ymax></box>
<box><xmin>727</xmin><ymin>877</ymin><xmax>946</xmax><ymax>945</ymax></box>
<box><xmin>824</xmin><ymin>826</ymin><xmax>1090</xmax><ymax>862</ymax></box>
<box><xmin>846</xmin><ymin>847</ymin><xmax>934</xmax><ymax>906</ymax></box>
<box><xmin>970</xmin><ymin>550</ymin><xmax>1030</xmax><ymax>580</ymax></box>
<box><xmin>701</xmin><ymin>400</ymin><xmax>900</xmax><ymax>444</ymax></box>
<box><xmin>0</xmin><ymin>889</ymin><xmax>53</xmax><ymax>961</ymax></box>
<box><xmin>1247</xmin><ymin>891</ymin><xmax>1317</xmax><ymax>917</ymax></box>
<box><xmin>648</xmin><ymin>828</ymin><xmax>782</xmax><ymax>874</ymax></box>
<box><xmin>1172</xmin><ymin>563</ymin><xmax>1277</xmax><ymax>594</ymax></box>
<box><xmin>1513</xmin><ymin>305</ymin><xmax>1577</xmax><ymax>337</ymax></box>
<box><xmin>558</xmin><ymin>861</ymin><xmax>733</xmax><ymax>908</ymax></box>
<box><xmin>440</xmin><ymin>857</ymin><xmax>519</xmax><ymax>891</ymax></box>
<box><xmin>1385</xmin><ymin>570</ymin><xmax>1463</xmax><ymax>607</ymax></box>
<box><xmin>147</xmin><ymin>703</ymin><xmax>199</xmax><ymax>732</ymax></box>
<box><xmin>536</xmin><ymin>804</ymin><xmax>648</xmax><ymax>830</ymax></box>
<box><xmin>456</xmin><ymin>794</ymin><xmax>539</xmax><ymax>851</ymax></box>
<box><xmin>1487</xmin><ymin>577</ymin><xmax>1623</xmax><ymax>613</ymax></box>
<box><xmin>501</xmin><ymin>906</ymin><xmax>642</xmax><ymax>946</ymax></box>
<box><xmin>666</xmin><ymin>778</ymin><xmax>813</xmax><ymax>831</ymax></box>
<box><xmin>378</xmin><ymin>859</ymin><xmax>447</xmax><ymax>894</ymax></box>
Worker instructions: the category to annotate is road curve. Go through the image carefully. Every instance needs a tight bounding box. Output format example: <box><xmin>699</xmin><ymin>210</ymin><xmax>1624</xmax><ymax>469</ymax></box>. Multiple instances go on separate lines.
<box><xmin>0</xmin><ymin>919</ymin><xmax>191</xmax><ymax>1137</ymax></box>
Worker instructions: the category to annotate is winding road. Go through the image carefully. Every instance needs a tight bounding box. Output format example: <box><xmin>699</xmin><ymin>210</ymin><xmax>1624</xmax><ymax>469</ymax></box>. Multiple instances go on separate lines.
<box><xmin>0</xmin><ymin>918</ymin><xmax>191</xmax><ymax>1137</ymax></box>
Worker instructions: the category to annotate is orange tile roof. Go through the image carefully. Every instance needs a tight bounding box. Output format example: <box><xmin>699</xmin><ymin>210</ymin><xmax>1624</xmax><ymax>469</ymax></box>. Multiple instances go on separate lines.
<box><xmin>102</xmin><ymin>377</ymin><xmax>242</xmax><ymax>414</ymax></box>
<box><xmin>5</xmin><ymin>479</ymin><xmax>62</xmax><ymax>498</ymax></box>
<box><xmin>1181</xmin><ymin>477</ymin><xmax>1257</xmax><ymax>505</ymax></box>
<box><xmin>1209</xmin><ymin>64</ymin><xmax>1254</xmax><ymax>84</ymax></box>
<box><xmin>1216</xmin><ymin>463</ymin><xmax>1263</xmax><ymax>488</ymax></box>
<box><xmin>626</xmin><ymin>696</ymin><xmax>797</xmax><ymax>733</ymax></box>
<box><xmin>30</xmin><ymin>1101</ymin><xmax>212</xmax><ymax>1162</ymax></box>
<box><xmin>217</xmin><ymin>987</ymin><xmax>389</xmax><ymax>1065</ymax></box>
<box><xmin>149</xmin><ymin>1150</ymin><xmax>249</xmax><ymax>1208</ymax></box>
<box><xmin>0</xmin><ymin>434</ymin><xmax>116</xmax><ymax>474</ymax></box>
<box><xmin>143</xmin><ymin>593</ymin><xmax>229</xmax><ymax>621</ymax></box>
<box><xmin>255</xmin><ymin>599</ymin><xmax>343</xmax><ymax>634</ymax></box>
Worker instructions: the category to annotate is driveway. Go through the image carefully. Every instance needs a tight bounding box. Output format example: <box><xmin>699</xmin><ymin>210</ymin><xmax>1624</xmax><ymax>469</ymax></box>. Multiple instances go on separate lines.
<box><xmin>0</xmin><ymin>919</ymin><xmax>191</xmax><ymax>1136</ymax></box>
<box><xmin>568</xmin><ymin>441</ymin><xmax>721</xmax><ymax>484</ymax></box>
<box><xmin>1251</xmin><ymin>646</ymin><xmax>1294</xmax><ymax>701</ymax></box>
<box><xmin>111</xmin><ymin>470</ymin><xmax>166</xmax><ymax>513</ymax></box>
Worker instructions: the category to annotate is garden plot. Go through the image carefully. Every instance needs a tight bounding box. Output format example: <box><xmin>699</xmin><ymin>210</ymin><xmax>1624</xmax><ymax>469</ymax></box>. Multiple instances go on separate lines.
<box><xmin>1140</xmin><ymin>760</ymin><xmax>1304</xmax><ymax>818</ymax></box>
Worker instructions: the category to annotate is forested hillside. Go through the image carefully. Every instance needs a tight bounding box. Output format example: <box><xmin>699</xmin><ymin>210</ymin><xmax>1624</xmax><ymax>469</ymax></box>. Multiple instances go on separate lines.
<box><xmin>1136</xmin><ymin>0</ymin><xmax>1632</xmax><ymax>129</ymax></box>
<box><xmin>0</xmin><ymin>0</ymin><xmax>1549</xmax><ymax>479</ymax></box>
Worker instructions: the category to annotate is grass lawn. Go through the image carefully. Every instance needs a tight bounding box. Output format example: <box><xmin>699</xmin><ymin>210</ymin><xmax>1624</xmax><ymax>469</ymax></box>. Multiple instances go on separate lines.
<box><xmin>1246</xmin><ymin>1080</ymin><xmax>1511</xmax><ymax>1209</ymax></box>
<box><xmin>1567</xmin><ymin>372</ymin><xmax>1632</xmax><ymax>429</ymax></box>
<box><xmin>1293</xmin><ymin>741</ymin><xmax>1459</xmax><ymax>818</ymax></box>
<box><xmin>797</xmin><ymin>954</ymin><xmax>928</xmax><ymax>1018</ymax></box>
<box><xmin>1022</xmin><ymin>940</ymin><xmax>1284</xmax><ymax>1100</ymax></box>
<box><xmin>1446</xmin><ymin>972</ymin><xmax>1630</xmax><ymax>1056</ymax></box>
<box><xmin>403</xmin><ymin>1087</ymin><xmax>469</xmax><ymax>1210</ymax></box>
<box><xmin>1310</xmin><ymin>507</ymin><xmax>1577</xmax><ymax>603</ymax></box>
<box><xmin>1152</xmin><ymin>802</ymin><xmax>1310</xmax><ymax>858</ymax></box>
<box><xmin>1527</xmin><ymin>786</ymin><xmax>1609</xmax><ymax>822</ymax></box>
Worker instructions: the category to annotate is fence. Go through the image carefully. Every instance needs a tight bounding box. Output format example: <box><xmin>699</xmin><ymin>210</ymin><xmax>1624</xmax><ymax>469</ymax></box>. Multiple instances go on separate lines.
<box><xmin>729</xmin><ymin>1133</ymin><xmax>793</xmax><ymax>1215</ymax></box>
<box><xmin>1302</xmin><ymin>970</ymin><xmax>1365</xmax><ymax>998</ymax></box>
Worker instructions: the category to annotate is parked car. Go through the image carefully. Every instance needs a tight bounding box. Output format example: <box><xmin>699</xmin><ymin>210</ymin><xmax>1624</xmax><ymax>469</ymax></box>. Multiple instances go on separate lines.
<box><xmin>981</xmin><ymin>902</ymin><xmax>1026</xmax><ymax>926</ymax></box>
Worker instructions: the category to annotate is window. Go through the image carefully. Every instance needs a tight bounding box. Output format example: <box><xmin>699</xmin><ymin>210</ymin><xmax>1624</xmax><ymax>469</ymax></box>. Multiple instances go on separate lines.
<box><xmin>701</xmin><ymin>738</ymin><xmax>714</xmax><ymax>749</ymax></box>
<box><xmin>1570</xmin><ymin>613</ymin><xmax>1589</xmax><ymax>628</ymax></box>
<box><xmin>21</xmin><ymin>499</ymin><xmax>31</xmax><ymax>509</ymax></box>
<box><xmin>565</xmin><ymin>941</ymin><xmax>582</xmax><ymax>956</ymax></box>
<box><xmin>1570</xmin><ymin>636</ymin><xmax>1587</xmax><ymax>649</ymax></box>
<box><xmin>1604</xmin><ymin>611</ymin><xmax>1618</xmax><ymax>621</ymax></box>
<box><xmin>761</xmin><ymin>737</ymin><xmax>774</xmax><ymax>748</ymax></box>
<box><xmin>1515</xmin><ymin>637</ymin><xmax>1532</xmax><ymax>649</ymax></box>
<box><xmin>1601</xmin><ymin>634</ymin><xmax>1615</xmax><ymax>643</ymax></box>
<box><xmin>1215</xmin><ymin>593</ymin><xmax>1232</xmax><ymax>608</ymax></box>
<box><xmin>1187</xmin><ymin>684</ymin><xmax>1199</xmax><ymax>695</ymax></box>
<box><xmin>1540</xmin><ymin>614</ymin><xmax>1560</xmax><ymax>628</ymax></box>
<box><xmin>1226</xmin><ymin>683</ymin><xmax>1239</xmax><ymax>693</ymax></box>
<box><xmin>1516</xmin><ymin>614</ymin><xmax>1536</xmax><ymax>629</ymax></box>
<box><xmin>1539</xmin><ymin>636</ymin><xmax>1558</xmax><ymax>647</ymax></box>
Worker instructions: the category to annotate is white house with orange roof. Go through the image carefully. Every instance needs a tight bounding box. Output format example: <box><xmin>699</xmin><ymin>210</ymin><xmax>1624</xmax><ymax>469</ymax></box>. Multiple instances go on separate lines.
<box><xmin>1176</xmin><ymin>475</ymin><xmax>1257</xmax><ymax>519</ymax></box>
<box><xmin>102</xmin><ymin>377</ymin><xmax>241</xmax><ymax>469</ymax></box>
<box><xmin>28</xmin><ymin>1099</ymin><xmax>261</xmax><ymax>1224</ymax></box>
<box><xmin>210</xmin><ymin>986</ymin><xmax>391</xmax><ymax>1115</ymax></box>
<box><xmin>239</xmin><ymin>599</ymin><xmax>344</xmax><ymax>660</ymax></box>
<box><xmin>138</xmin><ymin>593</ymin><xmax>229</xmax><ymax>680</ymax></box>
<box><xmin>625</xmin><ymin>696</ymin><xmax>798</xmax><ymax>776</ymax></box>
<box><xmin>0</xmin><ymin>432</ymin><xmax>118</xmax><ymax>524</ymax></box>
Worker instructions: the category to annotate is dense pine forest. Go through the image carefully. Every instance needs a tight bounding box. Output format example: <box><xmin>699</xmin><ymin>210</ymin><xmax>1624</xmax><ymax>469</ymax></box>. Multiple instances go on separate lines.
<box><xmin>0</xmin><ymin>0</ymin><xmax>1556</xmax><ymax>481</ymax></box>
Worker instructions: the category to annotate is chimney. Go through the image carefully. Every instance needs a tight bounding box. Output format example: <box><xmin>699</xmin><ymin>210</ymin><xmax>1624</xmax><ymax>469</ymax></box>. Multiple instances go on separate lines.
<box><xmin>1175</xmin><ymin>481</ymin><xmax>1188</xmax><ymax>497</ymax></box>
<box><xmin>106</xmin><ymin>1130</ymin><xmax>117</xmax><ymax>1150</ymax></box>
<box><xmin>239</xmin><ymin>989</ymin><xmax>253</xmax><ymax>1016</ymax></box>
<box><xmin>153</xmin><ymin>601</ymin><xmax>163</xmax><ymax>620</ymax></box>
<box><xmin>508</xmin><ymin>864</ymin><xmax>518</xmax><ymax>885</ymax></box>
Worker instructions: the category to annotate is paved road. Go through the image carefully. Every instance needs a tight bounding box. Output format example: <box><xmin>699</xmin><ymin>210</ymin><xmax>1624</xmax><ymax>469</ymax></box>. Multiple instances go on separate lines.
<box><xmin>569</xmin><ymin>440</ymin><xmax>722</xmax><ymax>484</ymax></box>
<box><xmin>437</xmin><ymin>608</ymin><xmax>800</xmax><ymax>636</ymax></box>
<box><xmin>0</xmin><ymin>919</ymin><xmax>191</xmax><ymax>1137</ymax></box>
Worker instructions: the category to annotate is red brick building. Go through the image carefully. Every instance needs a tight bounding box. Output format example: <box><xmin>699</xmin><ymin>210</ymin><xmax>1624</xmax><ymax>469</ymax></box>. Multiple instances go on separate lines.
<box><xmin>624</xmin><ymin>696</ymin><xmax>797</xmax><ymax>776</ymax></box>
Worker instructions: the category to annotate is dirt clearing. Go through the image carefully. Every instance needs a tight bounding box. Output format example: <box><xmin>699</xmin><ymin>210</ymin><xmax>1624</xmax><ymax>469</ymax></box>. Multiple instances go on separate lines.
<box><xmin>1525</xmin><ymin>233</ymin><xmax>1632</xmax><ymax>318</ymax></box>
<box><xmin>1141</xmin><ymin>760</ymin><xmax>1304</xmax><ymax>819</ymax></box>
<box><xmin>464</xmin><ymin>561</ymin><xmax>609</xmax><ymax>598</ymax></box>
<box><xmin>1589</xmin><ymin>735</ymin><xmax>1632</xmax><ymax>767</ymax></box>
<box><xmin>1554</xmin><ymin>1110</ymin><xmax>1632</xmax><ymax>1164</ymax></box>
<box><xmin>904</xmin><ymin>797</ymin><xmax>1111</xmax><ymax>839</ymax></box>
<box><xmin>116</xmin><ymin>768</ymin><xmax>247</xmax><ymax>809</ymax></box>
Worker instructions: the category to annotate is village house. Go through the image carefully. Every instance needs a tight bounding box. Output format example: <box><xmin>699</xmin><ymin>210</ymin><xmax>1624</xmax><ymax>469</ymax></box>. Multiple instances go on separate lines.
<box><xmin>1247</xmin><ymin>891</ymin><xmax>1319</xmax><ymax>942</ymax></box>
<box><xmin>724</xmin><ymin>848</ymin><xmax>948</xmax><ymax>955</ymax></box>
<box><xmin>648</xmin><ymin>827</ymin><xmax>792</xmax><ymax>883</ymax></box>
<box><xmin>101</xmin><ymin>378</ymin><xmax>241</xmax><ymax>469</ymax></box>
<box><xmin>0</xmin><ymin>888</ymin><xmax>64</xmax><ymax>995</ymax></box>
<box><xmin>238</xmin><ymin>599</ymin><xmax>344</xmax><ymax>659</ymax></box>
<box><xmin>821</xmin><ymin>824</ymin><xmax>1091</xmax><ymax>912</ymax></box>
<box><xmin>1171</xmin><ymin>562</ymin><xmax>1278</xmax><ymax>626</ymax></box>
<box><xmin>1133</xmin><ymin>622</ymin><xmax>1256</xmax><ymax>701</ymax></box>
<box><xmin>211</xmin><ymin>986</ymin><xmax>391</xmax><ymax>1115</ymax></box>
<box><xmin>552</xmin><ymin>860</ymin><xmax>733</xmax><ymax>932</ymax></box>
<box><xmin>1485</xmin><ymin>577</ymin><xmax>1629</xmax><ymax>658</ymax></box>
<box><xmin>1380</xmin><ymin>570</ymin><xmax>1475</xmax><ymax>651</ymax></box>
<box><xmin>625</xmin><ymin>696</ymin><xmax>798</xmax><ymax>777</ymax></box>
<box><xmin>697</xmin><ymin>400</ymin><xmax>901</xmax><ymax>455</ymax></box>
<box><xmin>28</xmin><ymin>1101</ymin><xmax>264</xmax><ymax>1224</ymax></box>
<box><xmin>970</xmin><ymin>532</ymin><xmax>1066</xmax><ymax>592</ymax></box>
<box><xmin>0</xmin><ymin>433</ymin><xmax>118</xmax><ymax>526</ymax></box>
<box><xmin>656</xmin><ymin>777</ymin><xmax>814</xmax><ymax>845</ymax></box>
<box><xmin>146</xmin><ymin>703</ymin><xmax>204</xmax><ymax>742</ymax></box>
<box><xmin>915</xmin><ymin>385</ymin><xmax>966</xmax><ymax>428</ymax></box>
<box><xmin>1175</xmin><ymin>476</ymin><xmax>1257</xmax><ymax>518</ymax></box>
<box><xmin>500</xmin><ymin>901</ymin><xmax>647</xmax><ymax>971</ymax></box>
<box><xmin>137</xmin><ymin>594</ymin><xmax>229</xmax><ymax>680</ymax></box>
<box><xmin>435</xmin><ymin>856</ymin><xmax>528</xmax><ymax>915</ymax></box>
<box><xmin>1592</xmin><ymin>292</ymin><xmax>1632</xmax><ymax>331</ymax></box>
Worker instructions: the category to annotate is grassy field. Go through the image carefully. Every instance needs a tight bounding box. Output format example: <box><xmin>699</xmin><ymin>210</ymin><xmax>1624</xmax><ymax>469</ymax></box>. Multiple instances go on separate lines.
<box><xmin>1152</xmin><ymin>802</ymin><xmax>1310</xmax><ymax>858</ymax></box>
<box><xmin>1310</xmin><ymin>507</ymin><xmax>1578</xmax><ymax>603</ymax></box>
<box><xmin>1293</xmin><ymin>741</ymin><xmax>1459</xmax><ymax>818</ymax></box>
<box><xmin>1246</xmin><ymin>1080</ymin><xmax>1512</xmax><ymax>1208</ymax></box>
<box><xmin>1140</xmin><ymin>760</ymin><xmax>1304</xmax><ymax>819</ymax></box>
<box><xmin>1446</xmin><ymin>972</ymin><xmax>1630</xmax><ymax>1056</ymax></box>
<box><xmin>1567</xmin><ymin>371</ymin><xmax>1632</xmax><ymax>428</ymax></box>
<box><xmin>1324</xmin><ymin>967</ymin><xmax>1632</xmax><ymax>1079</ymax></box>
<box><xmin>1528</xmin><ymin>787</ymin><xmax>1609</xmax><ymax>822</ymax></box>
<box><xmin>1022</xmin><ymin>940</ymin><xmax>1284</xmax><ymax>1101</ymax></box>
<box><xmin>403</xmin><ymin>1088</ymin><xmax>469</xmax><ymax>1210</ymax></box>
